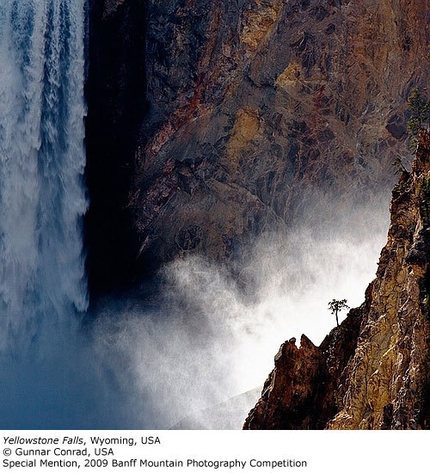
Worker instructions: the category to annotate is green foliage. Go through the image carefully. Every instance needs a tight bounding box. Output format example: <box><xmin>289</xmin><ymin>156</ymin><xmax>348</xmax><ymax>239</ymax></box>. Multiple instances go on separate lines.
<box><xmin>328</xmin><ymin>299</ymin><xmax>349</xmax><ymax>327</ymax></box>
<box><xmin>420</xmin><ymin>201</ymin><xmax>430</xmax><ymax>228</ymax></box>
<box><xmin>407</xmin><ymin>88</ymin><xmax>430</xmax><ymax>152</ymax></box>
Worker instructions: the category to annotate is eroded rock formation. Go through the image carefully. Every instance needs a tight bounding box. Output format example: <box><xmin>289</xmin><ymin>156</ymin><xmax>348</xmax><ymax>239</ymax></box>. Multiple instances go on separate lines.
<box><xmin>244</xmin><ymin>130</ymin><xmax>430</xmax><ymax>430</ymax></box>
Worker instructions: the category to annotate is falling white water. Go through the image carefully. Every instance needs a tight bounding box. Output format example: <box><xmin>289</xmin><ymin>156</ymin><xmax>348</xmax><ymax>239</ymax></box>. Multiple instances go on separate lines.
<box><xmin>0</xmin><ymin>0</ymin><xmax>88</xmax><ymax>353</ymax></box>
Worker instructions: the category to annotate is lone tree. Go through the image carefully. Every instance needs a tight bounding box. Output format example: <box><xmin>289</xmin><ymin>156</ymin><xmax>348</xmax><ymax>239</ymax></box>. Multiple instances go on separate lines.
<box><xmin>328</xmin><ymin>299</ymin><xmax>349</xmax><ymax>327</ymax></box>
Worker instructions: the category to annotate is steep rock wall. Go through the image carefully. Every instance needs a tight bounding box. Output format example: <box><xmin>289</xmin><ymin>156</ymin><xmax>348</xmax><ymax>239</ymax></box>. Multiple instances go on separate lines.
<box><xmin>85</xmin><ymin>1</ymin><xmax>430</xmax><ymax>284</ymax></box>
<box><xmin>244</xmin><ymin>130</ymin><xmax>430</xmax><ymax>430</ymax></box>
<box><xmin>130</xmin><ymin>0</ymin><xmax>430</xmax><ymax>276</ymax></box>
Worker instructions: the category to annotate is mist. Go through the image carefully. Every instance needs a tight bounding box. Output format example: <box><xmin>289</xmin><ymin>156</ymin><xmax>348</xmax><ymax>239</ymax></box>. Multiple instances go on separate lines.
<box><xmin>86</xmin><ymin>202</ymin><xmax>389</xmax><ymax>429</ymax></box>
<box><xmin>0</xmin><ymin>194</ymin><xmax>389</xmax><ymax>430</ymax></box>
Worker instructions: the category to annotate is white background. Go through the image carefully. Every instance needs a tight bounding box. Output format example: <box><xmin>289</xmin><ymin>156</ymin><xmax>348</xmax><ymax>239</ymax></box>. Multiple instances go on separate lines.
<box><xmin>1</xmin><ymin>430</ymin><xmax>428</xmax><ymax>472</ymax></box>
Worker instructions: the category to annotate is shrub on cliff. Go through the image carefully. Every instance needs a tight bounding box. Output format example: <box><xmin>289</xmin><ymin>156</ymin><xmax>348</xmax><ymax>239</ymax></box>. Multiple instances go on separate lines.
<box><xmin>407</xmin><ymin>88</ymin><xmax>430</xmax><ymax>151</ymax></box>
<box><xmin>328</xmin><ymin>299</ymin><xmax>349</xmax><ymax>327</ymax></box>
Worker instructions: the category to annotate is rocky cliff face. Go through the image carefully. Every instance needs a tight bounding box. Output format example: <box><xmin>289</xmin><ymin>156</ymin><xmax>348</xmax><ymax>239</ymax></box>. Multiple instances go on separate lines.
<box><xmin>244</xmin><ymin>130</ymin><xmax>430</xmax><ymax>430</ymax></box>
<box><xmin>128</xmin><ymin>0</ymin><xmax>430</xmax><ymax>277</ymax></box>
<box><xmin>85</xmin><ymin>0</ymin><xmax>430</xmax><ymax>283</ymax></box>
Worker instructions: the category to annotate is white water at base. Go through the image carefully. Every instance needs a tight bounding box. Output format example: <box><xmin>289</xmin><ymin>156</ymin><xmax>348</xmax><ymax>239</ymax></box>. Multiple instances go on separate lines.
<box><xmin>0</xmin><ymin>0</ymin><xmax>88</xmax><ymax>353</ymax></box>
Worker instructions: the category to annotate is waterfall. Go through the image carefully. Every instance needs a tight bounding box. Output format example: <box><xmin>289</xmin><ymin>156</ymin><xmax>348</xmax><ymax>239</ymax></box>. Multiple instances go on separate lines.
<box><xmin>0</xmin><ymin>0</ymin><xmax>95</xmax><ymax>428</ymax></box>
<box><xmin>0</xmin><ymin>0</ymin><xmax>88</xmax><ymax>354</ymax></box>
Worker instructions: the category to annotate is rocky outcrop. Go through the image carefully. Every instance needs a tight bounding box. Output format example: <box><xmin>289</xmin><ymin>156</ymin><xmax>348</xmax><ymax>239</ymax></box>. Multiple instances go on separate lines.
<box><xmin>244</xmin><ymin>130</ymin><xmax>430</xmax><ymax>430</ymax></box>
<box><xmin>243</xmin><ymin>311</ymin><xmax>363</xmax><ymax>429</ymax></box>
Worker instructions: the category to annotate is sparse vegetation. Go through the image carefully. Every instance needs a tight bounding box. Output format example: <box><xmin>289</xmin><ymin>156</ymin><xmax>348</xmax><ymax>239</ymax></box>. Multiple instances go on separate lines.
<box><xmin>328</xmin><ymin>299</ymin><xmax>349</xmax><ymax>327</ymax></box>
<box><xmin>392</xmin><ymin>155</ymin><xmax>408</xmax><ymax>175</ymax></box>
<box><xmin>407</xmin><ymin>87</ymin><xmax>430</xmax><ymax>152</ymax></box>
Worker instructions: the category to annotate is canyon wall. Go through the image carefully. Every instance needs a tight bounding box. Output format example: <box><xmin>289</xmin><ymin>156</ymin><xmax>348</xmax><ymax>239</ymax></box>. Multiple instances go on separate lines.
<box><xmin>129</xmin><ymin>0</ymin><xmax>430</xmax><ymax>276</ymax></box>
<box><xmin>244</xmin><ymin>130</ymin><xmax>430</xmax><ymax>430</ymax></box>
<box><xmin>86</xmin><ymin>0</ymin><xmax>430</xmax><ymax>284</ymax></box>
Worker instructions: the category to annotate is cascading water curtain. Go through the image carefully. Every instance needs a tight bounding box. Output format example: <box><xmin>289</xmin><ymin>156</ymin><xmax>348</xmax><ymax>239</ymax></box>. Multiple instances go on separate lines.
<box><xmin>0</xmin><ymin>0</ymin><xmax>88</xmax><ymax>355</ymax></box>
